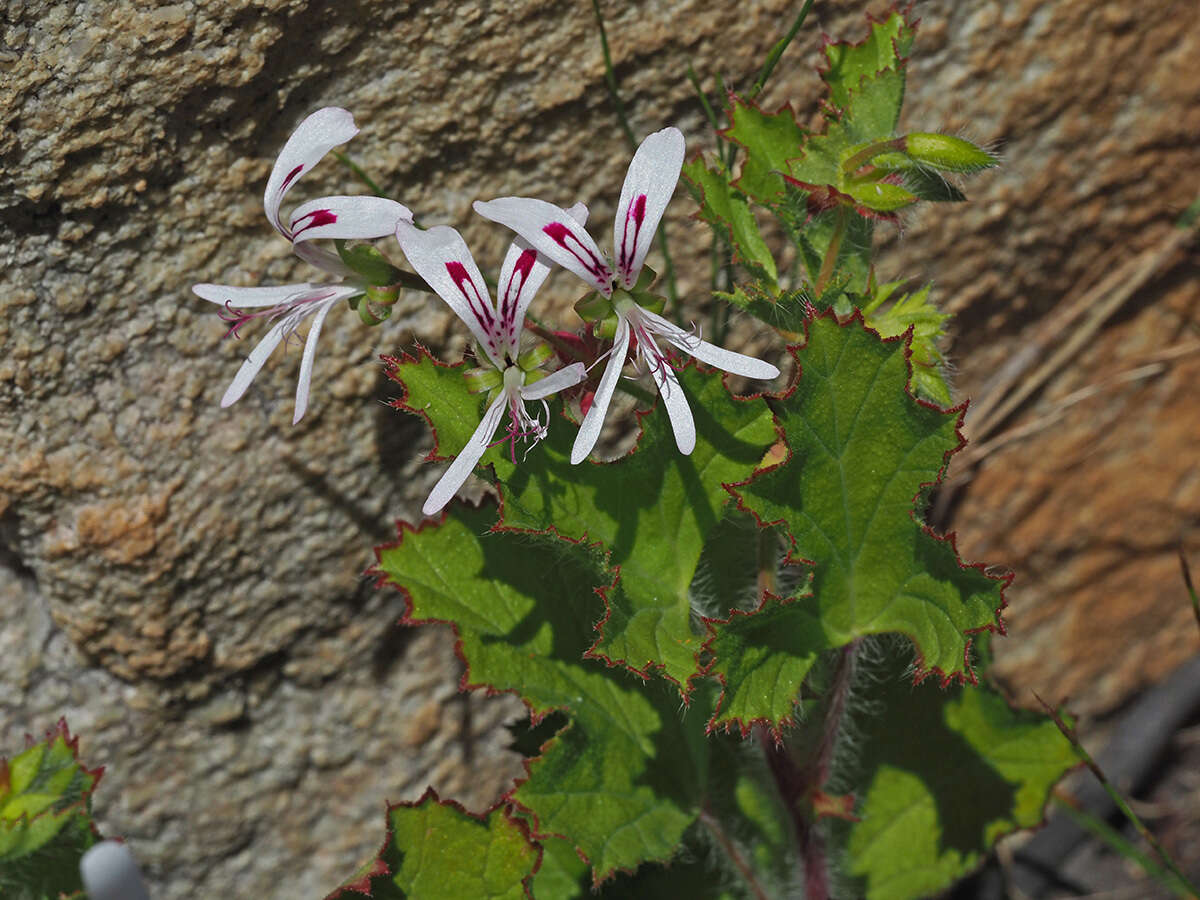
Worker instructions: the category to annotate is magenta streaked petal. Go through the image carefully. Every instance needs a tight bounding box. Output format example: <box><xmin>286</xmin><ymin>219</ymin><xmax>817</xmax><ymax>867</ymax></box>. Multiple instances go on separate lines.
<box><xmin>290</xmin><ymin>196</ymin><xmax>413</xmax><ymax>242</ymax></box>
<box><xmin>474</xmin><ymin>197</ymin><xmax>613</xmax><ymax>295</ymax></box>
<box><xmin>641</xmin><ymin>308</ymin><xmax>781</xmax><ymax>380</ymax></box>
<box><xmin>522</xmin><ymin>362</ymin><xmax>586</xmax><ymax>401</ymax></box>
<box><xmin>264</xmin><ymin>108</ymin><xmax>358</xmax><ymax>237</ymax></box>
<box><xmin>192</xmin><ymin>282</ymin><xmax>326</xmax><ymax>308</ymax></box>
<box><xmin>495</xmin><ymin>242</ymin><xmax>548</xmax><ymax>357</ymax></box>
<box><xmin>570</xmin><ymin>317</ymin><xmax>630</xmax><ymax>464</ymax></box>
<box><xmin>394</xmin><ymin>222</ymin><xmax>503</xmax><ymax>367</ymax></box>
<box><xmin>648</xmin><ymin>352</ymin><xmax>695</xmax><ymax>455</ymax></box>
<box><xmin>292</xmin><ymin>296</ymin><xmax>337</xmax><ymax>424</ymax></box>
<box><xmin>613</xmin><ymin>126</ymin><xmax>685</xmax><ymax>288</ymax></box>
<box><xmin>422</xmin><ymin>393</ymin><xmax>508</xmax><ymax>516</ymax></box>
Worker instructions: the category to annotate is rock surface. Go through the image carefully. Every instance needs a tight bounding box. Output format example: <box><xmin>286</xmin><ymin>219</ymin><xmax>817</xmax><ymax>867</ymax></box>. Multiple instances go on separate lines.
<box><xmin>2</xmin><ymin>0</ymin><xmax>1198</xmax><ymax>895</ymax></box>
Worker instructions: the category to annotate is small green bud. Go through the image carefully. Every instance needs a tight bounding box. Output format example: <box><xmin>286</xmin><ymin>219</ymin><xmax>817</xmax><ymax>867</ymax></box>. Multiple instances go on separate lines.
<box><xmin>517</xmin><ymin>342</ymin><xmax>553</xmax><ymax>372</ymax></box>
<box><xmin>846</xmin><ymin>180</ymin><xmax>919</xmax><ymax>213</ymax></box>
<box><xmin>903</xmin><ymin>133</ymin><xmax>998</xmax><ymax>173</ymax></box>
<box><xmin>336</xmin><ymin>240</ymin><xmax>405</xmax><ymax>286</ymax></box>
<box><xmin>356</xmin><ymin>299</ymin><xmax>393</xmax><ymax>326</ymax></box>
<box><xmin>574</xmin><ymin>291</ymin><xmax>613</xmax><ymax>322</ymax></box>
<box><xmin>365</xmin><ymin>283</ymin><xmax>400</xmax><ymax>306</ymax></box>
<box><xmin>464</xmin><ymin>366</ymin><xmax>503</xmax><ymax>394</ymax></box>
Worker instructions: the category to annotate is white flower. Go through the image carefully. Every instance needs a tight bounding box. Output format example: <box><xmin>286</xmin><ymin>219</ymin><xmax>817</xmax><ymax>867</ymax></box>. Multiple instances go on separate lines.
<box><xmin>193</xmin><ymin>107</ymin><xmax>411</xmax><ymax>423</ymax></box>
<box><xmin>394</xmin><ymin>219</ymin><xmax>587</xmax><ymax>516</ymax></box>
<box><xmin>473</xmin><ymin>127</ymin><xmax>779</xmax><ymax>463</ymax></box>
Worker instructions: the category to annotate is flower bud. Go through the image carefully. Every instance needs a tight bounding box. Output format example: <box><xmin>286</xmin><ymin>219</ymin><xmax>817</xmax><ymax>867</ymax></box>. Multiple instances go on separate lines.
<box><xmin>903</xmin><ymin>133</ymin><xmax>997</xmax><ymax>173</ymax></box>
<box><xmin>846</xmin><ymin>180</ymin><xmax>918</xmax><ymax>213</ymax></box>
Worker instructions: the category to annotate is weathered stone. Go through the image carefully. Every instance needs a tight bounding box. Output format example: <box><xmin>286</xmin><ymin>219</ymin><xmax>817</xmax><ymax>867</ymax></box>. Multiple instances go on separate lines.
<box><xmin>2</xmin><ymin>0</ymin><xmax>1198</xmax><ymax>895</ymax></box>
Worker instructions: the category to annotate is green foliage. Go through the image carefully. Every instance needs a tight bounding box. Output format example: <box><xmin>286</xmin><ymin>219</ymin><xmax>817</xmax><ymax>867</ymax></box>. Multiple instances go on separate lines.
<box><xmin>374</xmin><ymin>503</ymin><xmax>714</xmax><ymax>881</ymax></box>
<box><xmin>859</xmin><ymin>280</ymin><xmax>952</xmax><ymax>404</ymax></box>
<box><xmin>722</xmin><ymin>315</ymin><xmax>1003</xmax><ymax>732</ymax></box>
<box><xmin>0</xmin><ymin>722</ymin><xmax>100</xmax><ymax>900</ymax></box>
<box><xmin>329</xmin><ymin>791</ymin><xmax>539</xmax><ymax>899</ymax></box>
<box><xmin>832</xmin><ymin>646</ymin><xmax>1076</xmax><ymax>900</ymax></box>
<box><xmin>682</xmin><ymin>158</ymin><xmax>778</xmax><ymax>289</ymax></box>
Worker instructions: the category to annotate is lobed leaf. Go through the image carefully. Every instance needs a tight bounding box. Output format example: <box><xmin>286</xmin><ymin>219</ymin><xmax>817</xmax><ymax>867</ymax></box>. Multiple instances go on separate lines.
<box><xmin>718</xmin><ymin>315</ymin><xmax>1003</xmax><ymax>733</ymax></box>
<box><xmin>832</xmin><ymin>647</ymin><xmax>1076</xmax><ymax>900</ymax></box>
<box><xmin>0</xmin><ymin>721</ymin><xmax>102</xmax><ymax>900</ymax></box>
<box><xmin>860</xmin><ymin>280</ymin><xmax>952</xmax><ymax>405</ymax></box>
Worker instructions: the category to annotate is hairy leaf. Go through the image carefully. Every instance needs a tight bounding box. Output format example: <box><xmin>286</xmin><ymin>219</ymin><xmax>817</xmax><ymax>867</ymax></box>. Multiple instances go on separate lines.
<box><xmin>833</xmin><ymin>650</ymin><xmax>1075</xmax><ymax>900</ymax></box>
<box><xmin>822</xmin><ymin>8</ymin><xmax>915</xmax><ymax>117</ymax></box>
<box><xmin>0</xmin><ymin>721</ymin><xmax>101</xmax><ymax>900</ymax></box>
<box><xmin>722</xmin><ymin>100</ymin><xmax>807</xmax><ymax>205</ymax></box>
<box><xmin>496</xmin><ymin>366</ymin><xmax>777</xmax><ymax>688</ymax></box>
<box><xmin>682</xmin><ymin>157</ymin><xmax>778</xmax><ymax>287</ymax></box>
<box><xmin>720</xmin><ymin>315</ymin><xmax>1003</xmax><ymax>732</ymax></box>
<box><xmin>374</xmin><ymin>504</ymin><xmax>713</xmax><ymax>881</ymax></box>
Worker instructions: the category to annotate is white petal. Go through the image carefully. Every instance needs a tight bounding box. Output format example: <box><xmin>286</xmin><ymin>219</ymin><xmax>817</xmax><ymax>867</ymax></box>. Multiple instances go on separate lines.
<box><xmin>422</xmin><ymin>394</ymin><xmax>508</xmax><ymax>516</ymax></box>
<box><xmin>522</xmin><ymin>362</ymin><xmax>586</xmax><ymax>401</ymax></box>
<box><xmin>564</xmin><ymin>201</ymin><xmax>590</xmax><ymax>226</ymax></box>
<box><xmin>649</xmin><ymin>357</ymin><xmax>696</xmax><ymax>455</ymax></box>
<box><xmin>292</xmin><ymin>297</ymin><xmax>337</xmax><ymax>423</ymax></box>
<box><xmin>290</xmin><ymin>196</ymin><xmax>413</xmax><ymax>242</ymax></box>
<box><xmin>80</xmin><ymin>841</ymin><xmax>149</xmax><ymax>900</ymax></box>
<box><xmin>570</xmin><ymin>317</ymin><xmax>630</xmax><ymax>464</ymax></box>
<box><xmin>264</xmin><ymin>107</ymin><xmax>357</xmax><ymax>237</ymax></box>
<box><xmin>193</xmin><ymin>282</ymin><xmax>326</xmax><ymax>308</ymax></box>
<box><xmin>394</xmin><ymin>222</ymin><xmax>503</xmax><ymax>367</ymax></box>
<box><xmin>613</xmin><ymin>126</ymin><xmax>685</xmax><ymax>288</ymax></box>
<box><xmin>292</xmin><ymin>240</ymin><xmax>356</xmax><ymax>278</ymax></box>
<box><xmin>641</xmin><ymin>308</ymin><xmax>781</xmax><ymax>380</ymax></box>
<box><xmin>474</xmin><ymin>197</ymin><xmax>614</xmax><ymax>295</ymax></box>
<box><xmin>221</xmin><ymin>318</ymin><xmax>288</xmax><ymax>407</ymax></box>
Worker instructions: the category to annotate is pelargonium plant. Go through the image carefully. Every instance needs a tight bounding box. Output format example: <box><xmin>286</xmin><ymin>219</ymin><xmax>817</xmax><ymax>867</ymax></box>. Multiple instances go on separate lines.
<box><xmin>8</xmin><ymin>6</ymin><xmax>1101</xmax><ymax>900</ymax></box>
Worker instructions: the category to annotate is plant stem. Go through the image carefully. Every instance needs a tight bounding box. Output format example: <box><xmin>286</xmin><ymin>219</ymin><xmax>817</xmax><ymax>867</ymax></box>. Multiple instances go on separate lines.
<box><xmin>748</xmin><ymin>0</ymin><xmax>816</xmax><ymax>101</ymax></box>
<box><xmin>1035</xmin><ymin>694</ymin><xmax>1200</xmax><ymax>899</ymax></box>
<box><xmin>699</xmin><ymin>808</ymin><xmax>771</xmax><ymax>900</ymax></box>
<box><xmin>815</xmin><ymin>207</ymin><xmax>848</xmax><ymax>296</ymax></box>
<box><xmin>332</xmin><ymin>151</ymin><xmax>390</xmax><ymax>198</ymax></box>
<box><xmin>841</xmin><ymin>137</ymin><xmax>906</xmax><ymax>176</ymax></box>
<box><xmin>759</xmin><ymin>640</ymin><xmax>860</xmax><ymax>899</ymax></box>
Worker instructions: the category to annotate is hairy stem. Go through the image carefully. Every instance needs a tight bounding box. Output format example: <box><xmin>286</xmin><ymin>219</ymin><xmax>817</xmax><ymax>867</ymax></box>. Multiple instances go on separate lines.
<box><xmin>699</xmin><ymin>808</ymin><xmax>771</xmax><ymax>900</ymax></box>
<box><xmin>814</xmin><ymin>206</ymin><xmax>848</xmax><ymax>296</ymax></box>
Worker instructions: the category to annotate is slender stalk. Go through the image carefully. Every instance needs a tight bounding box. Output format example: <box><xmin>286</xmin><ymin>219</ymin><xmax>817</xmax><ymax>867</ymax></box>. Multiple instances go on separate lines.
<box><xmin>748</xmin><ymin>0</ymin><xmax>816</xmax><ymax>100</ymax></box>
<box><xmin>814</xmin><ymin>207</ymin><xmax>848</xmax><ymax>296</ymax></box>
<box><xmin>699</xmin><ymin>808</ymin><xmax>772</xmax><ymax>900</ymax></box>
<box><xmin>331</xmin><ymin>151</ymin><xmax>390</xmax><ymax>198</ymax></box>
<box><xmin>393</xmin><ymin>269</ymin><xmax>436</xmax><ymax>294</ymax></box>
<box><xmin>841</xmin><ymin>137</ymin><xmax>906</xmax><ymax>176</ymax></box>
<box><xmin>1035</xmin><ymin>694</ymin><xmax>1200</xmax><ymax>899</ymax></box>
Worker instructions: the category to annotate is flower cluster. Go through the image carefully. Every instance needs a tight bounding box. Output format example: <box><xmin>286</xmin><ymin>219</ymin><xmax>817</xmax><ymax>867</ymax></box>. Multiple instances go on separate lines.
<box><xmin>194</xmin><ymin>109</ymin><xmax>780</xmax><ymax>515</ymax></box>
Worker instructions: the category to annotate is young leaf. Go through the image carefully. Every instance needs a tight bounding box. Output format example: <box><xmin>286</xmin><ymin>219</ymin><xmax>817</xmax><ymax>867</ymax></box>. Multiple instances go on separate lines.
<box><xmin>720</xmin><ymin>315</ymin><xmax>1003</xmax><ymax>733</ymax></box>
<box><xmin>0</xmin><ymin>721</ymin><xmax>102</xmax><ymax>900</ymax></box>
<box><xmin>328</xmin><ymin>790</ymin><xmax>539</xmax><ymax>899</ymax></box>
<box><xmin>682</xmin><ymin>158</ymin><xmax>778</xmax><ymax>287</ymax></box>
<box><xmin>495</xmin><ymin>366</ymin><xmax>778</xmax><ymax>689</ymax></box>
<box><xmin>860</xmin><ymin>280</ymin><xmax>952</xmax><ymax>405</ymax></box>
<box><xmin>821</xmin><ymin>7</ymin><xmax>916</xmax><ymax>117</ymax></box>
<box><xmin>722</xmin><ymin>100</ymin><xmax>807</xmax><ymax>205</ymax></box>
<box><xmin>831</xmin><ymin>650</ymin><xmax>1075</xmax><ymax>900</ymax></box>
<box><xmin>373</xmin><ymin>504</ymin><xmax>713</xmax><ymax>882</ymax></box>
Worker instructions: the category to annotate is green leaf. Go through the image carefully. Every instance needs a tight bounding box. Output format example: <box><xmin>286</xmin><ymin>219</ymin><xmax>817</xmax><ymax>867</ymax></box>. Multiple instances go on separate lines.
<box><xmin>527</xmin><ymin>836</ymin><xmax>588</xmax><ymax>900</ymax></box>
<box><xmin>722</xmin><ymin>99</ymin><xmax>807</xmax><ymax>205</ymax></box>
<box><xmin>832</xmin><ymin>650</ymin><xmax>1076</xmax><ymax>900</ymax></box>
<box><xmin>682</xmin><ymin>158</ymin><xmax>778</xmax><ymax>287</ymax></box>
<box><xmin>717</xmin><ymin>285</ymin><xmax>812</xmax><ymax>336</ymax></box>
<box><xmin>334</xmin><ymin>791</ymin><xmax>539</xmax><ymax>900</ymax></box>
<box><xmin>822</xmin><ymin>8</ymin><xmax>915</xmax><ymax>120</ymax></box>
<box><xmin>0</xmin><ymin>721</ymin><xmax>101</xmax><ymax>900</ymax></box>
<box><xmin>860</xmin><ymin>281</ymin><xmax>952</xmax><ymax>405</ymax></box>
<box><xmin>495</xmin><ymin>367</ymin><xmax>777</xmax><ymax>688</ymax></box>
<box><xmin>720</xmin><ymin>315</ymin><xmax>1003</xmax><ymax>731</ymax></box>
<box><xmin>373</xmin><ymin>504</ymin><xmax>714</xmax><ymax>881</ymax></box>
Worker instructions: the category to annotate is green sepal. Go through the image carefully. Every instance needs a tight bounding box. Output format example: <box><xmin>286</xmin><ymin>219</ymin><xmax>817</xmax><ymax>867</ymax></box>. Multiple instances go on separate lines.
<box><xmin>574</xmin><ymin>291</ymin><xmax>613</xmax><ymax>323</ymax></box>
<box><xmin>627</xmin><ymin>291</ymin><xmax>666</xmax><ymax>316</ymax></box>
<box><xmin>335</xmin><ymin>240</ymin><xmax>405</xmax><ymax>286</ymax></box>
<box><xmin>844</xmin><ymin>178</ymin><xmax>919</xmax><ymax>213</ymax></box>
<box><xmin>464</xmin><ymin>366</ymin><xmax>503</xmax><ymax>395</ymax></box>
<box><xmin>518</xmin><ymin>342</ymin><xmax>553</xmax><ymax>372</ymax></box>
<box><xmin>634</xmin><ymin>265</ymin><xmax>657</xmax><ymax>291</ymax></box>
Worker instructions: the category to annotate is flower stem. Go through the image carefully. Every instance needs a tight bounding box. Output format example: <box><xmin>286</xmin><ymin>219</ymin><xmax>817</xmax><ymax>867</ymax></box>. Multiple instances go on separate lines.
<box><xmin>331</xmin><ymin>151</ymin><xmax>390</xmax><ymax>198</ymax></box>
<box><xmin>841</xmin><ymin>138</ymin><xmax>906</xmax><ymax>176</ymax></box>
<box><xmin>814</xmin><ymin>206</ymin><xmax>848</xmax><ymax>297</ymax></box>
<box><xmin>699</xmin><ymin>808</ymin><xmax>771</xmax><ymax>900</ymax></box>
<box><xmin>748</xmin><ymin>0</ymin><xmax>816</xmax><ymax>101</ymax></box>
